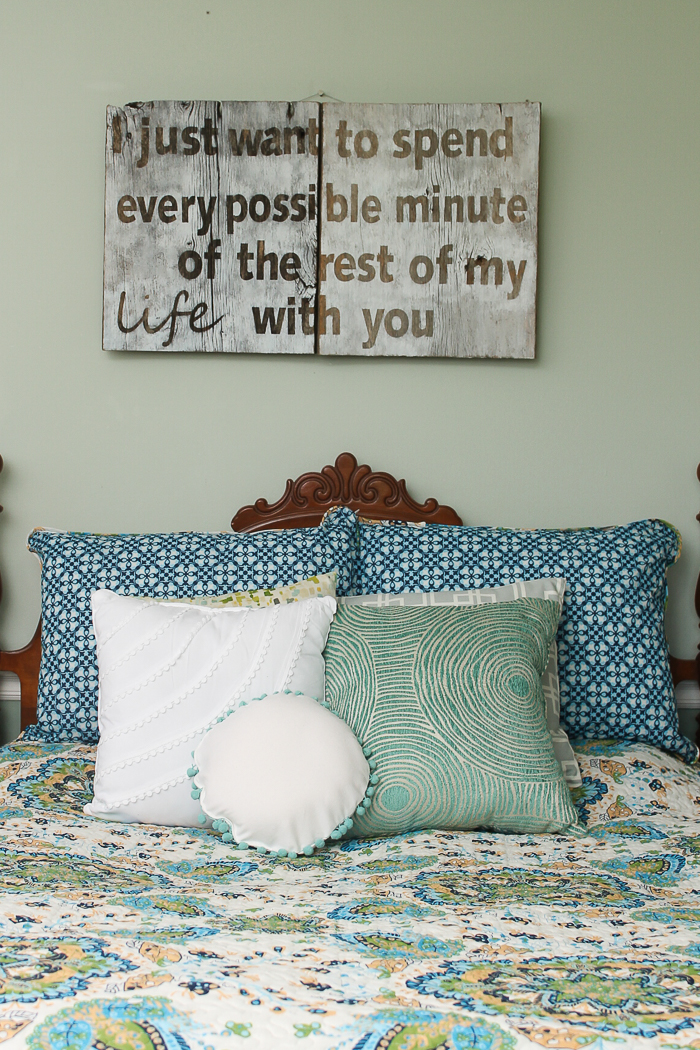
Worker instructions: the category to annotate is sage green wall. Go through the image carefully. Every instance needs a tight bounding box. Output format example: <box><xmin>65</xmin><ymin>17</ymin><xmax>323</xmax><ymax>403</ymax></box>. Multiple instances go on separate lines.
<box><xmin>1</xmin><ymin>2</ymin><xmax>699</xmax><ymax>680</ymax></box>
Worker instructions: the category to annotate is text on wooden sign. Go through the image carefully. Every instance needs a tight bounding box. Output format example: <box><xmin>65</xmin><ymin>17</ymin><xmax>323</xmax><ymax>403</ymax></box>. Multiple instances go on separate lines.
<box><xmin>103</xmin><ymin>101</ymin><xmax>540</xmax><ymax>357</ymax></box>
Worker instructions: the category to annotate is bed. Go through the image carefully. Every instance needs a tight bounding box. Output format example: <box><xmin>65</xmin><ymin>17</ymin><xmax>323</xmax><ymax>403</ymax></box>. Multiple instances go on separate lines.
<box><xmin>1</xmin><ymin>453</ymin><xmax>700</xmax><ymax>1050</ymax></box>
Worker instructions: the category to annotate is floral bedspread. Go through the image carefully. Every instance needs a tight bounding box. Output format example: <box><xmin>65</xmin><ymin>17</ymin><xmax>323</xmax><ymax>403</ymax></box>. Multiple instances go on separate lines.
<box><xmin>0</xmin><ymin>739</ymin><xmax>699</xmax><ymax>1049</ymax></box>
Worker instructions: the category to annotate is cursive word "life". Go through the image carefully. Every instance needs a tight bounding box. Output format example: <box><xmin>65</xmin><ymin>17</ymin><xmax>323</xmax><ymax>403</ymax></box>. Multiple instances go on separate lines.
<box><xmin>117</xmin><ymin>290</ymin><xmax>223</xmax><ymax>347</ymax></box>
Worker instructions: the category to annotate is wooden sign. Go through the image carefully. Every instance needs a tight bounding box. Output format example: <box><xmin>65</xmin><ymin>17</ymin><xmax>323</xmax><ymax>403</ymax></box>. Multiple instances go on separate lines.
<box><xmin>104</xmin><ymin>101</ymin><xmax>539</xmax><ymax>357</ymax></box>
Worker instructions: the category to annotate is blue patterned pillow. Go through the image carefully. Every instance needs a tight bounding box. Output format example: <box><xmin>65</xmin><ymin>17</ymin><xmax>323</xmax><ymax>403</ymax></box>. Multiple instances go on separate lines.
<box><xmin>27</xmin><ymin>507</ymin><xmax>358</xmax><ymax>742</ymax></box>
<box><xmin>358</xmin><ymin>519</ymin><xmax>696</xmax><ymax>763</ymax></box>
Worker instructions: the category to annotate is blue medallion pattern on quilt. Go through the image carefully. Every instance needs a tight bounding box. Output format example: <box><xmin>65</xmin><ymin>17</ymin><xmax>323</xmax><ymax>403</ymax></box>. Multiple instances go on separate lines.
<box><xmin>358</xmin><ymin>519</ymin><xmax>695</xmax><ymax>762</ymax></box>
<box><xmin>3</xmin><ymin>737</ymin><xmax>700</xmax><ymax>1048</ymax></box>
<box><xmin>26</xmin><ymin>506</ymin><xmax>358</xmax><ymax>743</ymax></box>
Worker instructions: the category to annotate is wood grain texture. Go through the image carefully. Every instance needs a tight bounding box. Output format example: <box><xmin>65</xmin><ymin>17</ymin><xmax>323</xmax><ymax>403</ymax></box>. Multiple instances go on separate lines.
<box><xmin>104</xmin><ymin>101</ymin><xmax>319</xmax><ymax>353</ymax></box>
<box><xmin>104</xmin><ymin>100</ymin><xmax>538</xmax><ymax>356</ymax></box>
<box><xmin>231</xmin><ymin>452</ymin><xmax>463</xmax><ymax>531</ymax></box>
<box><xmin>318</xmin><ymin>102</ymin><xmax>540</xmax><ymax>358</ymax></box>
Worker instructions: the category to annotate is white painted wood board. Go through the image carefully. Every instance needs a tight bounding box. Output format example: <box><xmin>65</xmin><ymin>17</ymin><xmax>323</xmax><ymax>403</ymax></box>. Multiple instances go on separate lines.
<box><xmin>318</xmin><ymin>102</ymin><xmax>539</xmax><ymax>358</ymax></box>
<box><xmin>104</xmin><ymin>101</ymin><xmax>319</xmax><ymax>353</ymax></box>
<box><xmin>104</xmin><ymin>101</ymin><xmax>538</xmax><ymax>357</ymax></box>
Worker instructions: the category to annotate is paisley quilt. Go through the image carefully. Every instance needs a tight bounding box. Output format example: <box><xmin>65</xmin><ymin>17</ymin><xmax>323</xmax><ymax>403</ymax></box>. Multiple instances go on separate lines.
<box><xmin>0</xmin><ymin>739</ymin><xmax>699</xmax><ymax>1049</ymax></box>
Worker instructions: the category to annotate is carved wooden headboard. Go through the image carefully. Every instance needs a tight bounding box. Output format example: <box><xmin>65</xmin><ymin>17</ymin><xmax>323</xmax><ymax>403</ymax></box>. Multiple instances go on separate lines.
<box><xmin>0</xmin><ymin>453</ymin><xmax>460</xmax><ymax>730</ymax></box>
<box><xmin>1</xmin><ymin>452</ymin><xmax>698</xmax><ymax>735</ymax></box>
<box><xmin>231</xmin><ymin>452</ymin><xmax>462</xmax><ymax>531</ymax></box>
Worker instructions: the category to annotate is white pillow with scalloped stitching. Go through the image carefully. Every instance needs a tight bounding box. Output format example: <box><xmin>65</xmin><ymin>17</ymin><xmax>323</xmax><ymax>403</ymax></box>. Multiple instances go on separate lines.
<box><xmin>85</xmin><ymin>589</ymin><xmax>336</xmax><ymax>827</ymax></box>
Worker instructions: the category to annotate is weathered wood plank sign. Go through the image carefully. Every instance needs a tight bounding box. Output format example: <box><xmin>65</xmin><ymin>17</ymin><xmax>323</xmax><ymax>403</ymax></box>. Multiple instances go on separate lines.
<box><xmin>103</xmin><ymin>100</ymin><xmax>539</xmax><ymax>357</ymax></box>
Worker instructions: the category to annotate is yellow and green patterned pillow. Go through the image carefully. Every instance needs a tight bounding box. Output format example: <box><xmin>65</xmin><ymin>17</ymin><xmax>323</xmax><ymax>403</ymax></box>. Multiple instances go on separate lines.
<box><xmin>324</xmin><ymin>598</ymin><xmax>579</xmax><ymax>836</ymax></box>
<box><xmin>169</xmin><ymin>572</ymin><xmax>336</xmax><ymax>608</ymax></box>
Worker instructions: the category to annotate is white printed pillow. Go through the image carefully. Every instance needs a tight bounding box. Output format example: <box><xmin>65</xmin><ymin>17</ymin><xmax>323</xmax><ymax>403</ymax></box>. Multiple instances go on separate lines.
<box><xmin>191</xmin><ymin>692</ymin><xmax>371</xmax><ymax>857</ymax></box>
<box><xmin>85</xmin><ymin>590</ymin><xmax>336</xmax><ymax>827</ymax></box>
<box><xmin>341</xmin><ymin>578</ymin><xmax>581</xmax><ymax>788</ymax></box>
<box><xmin>166</xmin><ymin>572</ymin><xmax>337</xmax><ymax>608</ymax></box>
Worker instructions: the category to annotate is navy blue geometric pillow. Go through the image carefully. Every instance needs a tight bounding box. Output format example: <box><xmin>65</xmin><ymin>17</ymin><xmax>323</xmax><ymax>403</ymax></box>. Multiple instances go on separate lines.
<box><xmin>358</xmin><ymin>519</ymin><xmax>696</xmax><ymax>763</ymax></box>
<box><xmin>26</xmin><ymin>507</ymin><xmax>358</xmax><ymax>743</ymax></box>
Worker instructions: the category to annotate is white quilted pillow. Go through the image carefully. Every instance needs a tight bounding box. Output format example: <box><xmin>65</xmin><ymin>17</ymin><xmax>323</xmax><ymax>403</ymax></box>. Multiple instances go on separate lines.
<box><xmin>85</xmin><ymin>589</ymin><xmax>336</xmax><ymax>827</ymax></box>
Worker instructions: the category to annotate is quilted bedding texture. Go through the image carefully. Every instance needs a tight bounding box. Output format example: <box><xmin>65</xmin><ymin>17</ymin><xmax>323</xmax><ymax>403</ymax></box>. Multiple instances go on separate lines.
<box><xmin>0</xmin><ymin>740</ymin><xmax>699</xmax><ymax>1048</ymax></box>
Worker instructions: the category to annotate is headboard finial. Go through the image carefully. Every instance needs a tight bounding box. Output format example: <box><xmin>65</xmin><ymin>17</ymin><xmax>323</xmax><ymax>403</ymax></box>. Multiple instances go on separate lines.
<box><xmin>231</xmin><ymin>453</ymin><xmax>462</xmax><ymax>532</ymax></box>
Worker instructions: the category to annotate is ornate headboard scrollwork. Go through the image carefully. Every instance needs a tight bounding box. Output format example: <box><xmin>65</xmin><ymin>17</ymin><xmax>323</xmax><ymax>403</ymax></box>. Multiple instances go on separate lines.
<box><xmin>231</xmin><ymin>452</ymin><xmax>462</xmax><ymax>532</ymax></box>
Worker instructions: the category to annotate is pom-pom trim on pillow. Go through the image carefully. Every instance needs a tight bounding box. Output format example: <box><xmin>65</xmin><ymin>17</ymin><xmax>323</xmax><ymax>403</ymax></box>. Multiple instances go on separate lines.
<box><xmin>85</xmin><ymin>591</ymin><xmax>336</xmax><ymax>828</ymax></box>
<box><xmin>189</xmin><ymin>691</ymin><xmax>379</xmax><ymax>859</ymax></box>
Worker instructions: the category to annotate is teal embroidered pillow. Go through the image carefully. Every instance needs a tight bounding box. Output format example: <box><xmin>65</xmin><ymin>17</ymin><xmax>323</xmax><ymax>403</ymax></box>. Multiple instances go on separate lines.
<box><xmin>324</xmin><ymin>600</ymin><xmax>580</xmax><ymax>836</ymax></box>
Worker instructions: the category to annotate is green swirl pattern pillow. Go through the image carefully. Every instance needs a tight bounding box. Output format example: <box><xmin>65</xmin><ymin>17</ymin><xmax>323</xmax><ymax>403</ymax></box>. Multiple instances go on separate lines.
<box><xmin>324</xmin><ymin>599</ymin><xmax>579</xmax><ymax>836</ymax></box>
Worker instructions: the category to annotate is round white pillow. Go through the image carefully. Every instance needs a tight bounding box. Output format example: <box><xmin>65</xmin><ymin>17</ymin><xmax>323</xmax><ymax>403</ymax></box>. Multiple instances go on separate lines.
<box><xmin>191</xmin><ymin>692</ymin><xmax>372</xmax><ymax>856</ymax></box>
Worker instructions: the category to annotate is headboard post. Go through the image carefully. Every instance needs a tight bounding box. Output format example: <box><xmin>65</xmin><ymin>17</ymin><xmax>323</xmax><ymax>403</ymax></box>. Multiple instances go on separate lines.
<box><xmin>696</xmin><ymin>463</ymin><xmax>700</xmax><ymax>740</ymax></box>
<box><xmin>0</xmin><ymin>456</ymin><xmax>41</xmax><ymax>730</ymax></box>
